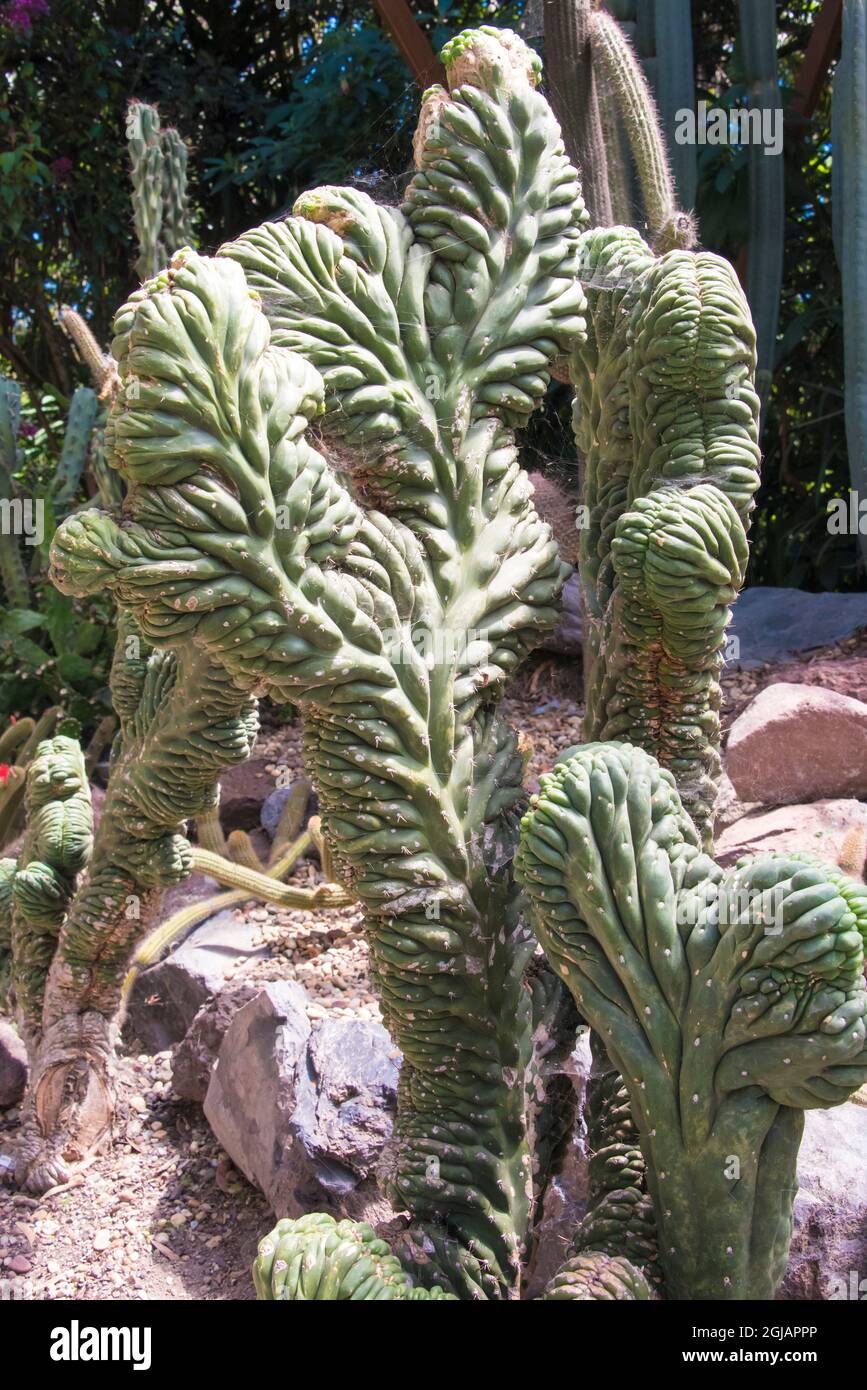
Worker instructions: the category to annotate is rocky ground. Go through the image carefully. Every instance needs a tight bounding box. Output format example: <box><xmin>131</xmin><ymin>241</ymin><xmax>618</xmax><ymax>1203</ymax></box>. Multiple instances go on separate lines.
<box><xmin>1</xmin><ymin>619</ymin><xmax>866</xmax><ymax>1301</ymax></box>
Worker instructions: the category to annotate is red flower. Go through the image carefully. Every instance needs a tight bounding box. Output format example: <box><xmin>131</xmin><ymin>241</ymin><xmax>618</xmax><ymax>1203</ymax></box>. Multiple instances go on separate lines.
<box><xmin>0</xmin><ymin>764</ymin><xmax>11</xmax><ymax>784</ymax></box>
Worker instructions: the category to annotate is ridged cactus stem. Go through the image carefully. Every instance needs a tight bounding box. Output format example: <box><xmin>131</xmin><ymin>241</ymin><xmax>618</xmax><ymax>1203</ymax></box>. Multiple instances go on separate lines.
<box><xmin>572</xmin><ymin>226</ymin><xmax>761</xmax><ymax>846</ymax></box>
<box><xmin>52</xmin><ymin>387</ymin><xmax>98</xmax><ymax>512</ymax></box>
<box><xmin>12</xmin><ymin>632</ymin><xmax>259</xmax><ymax>1192</ymax></box>
<box><xmin>517</xmin><ymin>743</ymin><xmax>867</xmax><ymax>1299</ymax></box>
<box><xmin>544</xmin><ymin>0</ymin><xmax>614</xmax><ymax>226</ymax></box>
<box><xmin>589</xmin><ymin>8</ymin><xmax>696</xmax><ymax>251</ymax></box>
<box><xmin>159</xmin><ymin>126</ymin><xmax>193</xmax><ymax>254</ymax></box>
<box><xmin>51</xmin><ymin>28</ymin><xmax>589</xmax><ymax>1293</ymax></box>
<box><xmin>3</xmin><ymin>738</ymin><xmax>93</xmax><ymax>1046</ymax></box>
<box><xmin>127</xmin><ymin>100</ymin><xmax>165</xmax><ymax>282</ymax></box>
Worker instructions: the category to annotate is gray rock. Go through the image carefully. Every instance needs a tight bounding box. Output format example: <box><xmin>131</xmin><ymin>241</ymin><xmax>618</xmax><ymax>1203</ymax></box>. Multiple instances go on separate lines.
<box><xmin>170</xmin><ymin>983</ymin><xmax>259</xmax><ymax>1102</ymax></box>
<box><xmin>728</xmin><ymin>586</ymin><xmax>867</xmax><ymax>670</ymax></box>
<box><xmin>541</xmin><ymin>571</ymin><xmax>582</xmax><ymax>657</ymax></box>
<box><xmin>204</xmin><ymin>983</ymin><xmax>399</xmax><ymax>1223</ymax></box>
<box><xmin>260</xmin><ymin>781</ymin><xmax>317</xmax><ymax>841</ymax></box>
<box><xmin>725</xmin><ymin>682</ymin><xmax>867</xmax><ymax>805</ymax></box>
<box><xmin>781</xmin><ymin>1097</ymin><xmax>867</xmax><ymax>1300</ymax></box>
<box><xmin>0</xmin><ymin>1019</ymin><xmax>27</xmax><ymax>1109</ymax></box>
<box><xmin>524</xmin><ymin>1030</ymin><xmax>592</xmax><ymax>1297</ymax></box>
<box><xmin>126</xmin><ymin>909</ymin><xmax>271</xmax><ymax>1053</ymax></box>
<box><xmin>296</xmin><ymin>1017</ymin><xmax>400</xmax><ymax>1202</ymax></box>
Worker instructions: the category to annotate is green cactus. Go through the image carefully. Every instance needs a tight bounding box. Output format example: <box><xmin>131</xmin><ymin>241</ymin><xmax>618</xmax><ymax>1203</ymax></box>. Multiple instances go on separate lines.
<box><xmin>0</xmin><ymin>376</ymin><xmax>33</xmax><ymax>610</ymax></box>
<box><xmin>47</xmin><ymin>28</ymin><xmax>591</xmax><ymax>1291</ymax></box>
<box><xmin>11</xmin><ymin>615</ymin><xmax>259</xmax><ymax>1189</ymax></box>
<box><xmin>51</xmin><ymin>386</ymin><xmax>99</xmax><ymax>513</ymax></box>
<box><xmin>0</xmin><ymin>736</ymin><xmax>93</xmax><ymax>1042</ymax></box>
<box><xmin>128</xmin><ymin>100</ymin><xmax>166</xmax><ymax>282</ymax></box>
<box><xmin>517</xmin><ymin>741</ymin><xmax>867</xmax><ymax>1300</ymax></box>
<box><xmin>571</xmin><ymin>224</ymin><xmax>761</xmax><ymax>847</ymax></box>
<box><xmin>253</xmin><ymin>1216</ymin><xmax>457</xmax><ymax>1301</ymax></box>
<box><xmin>127</xmin><ymin>101</ymin><xmax>194</xmax><ymax>283</ymax></box>
<box><xmin>159</xmin><ymin>125</ymin><xmax>194</xmax><ymax>253</ymax></box>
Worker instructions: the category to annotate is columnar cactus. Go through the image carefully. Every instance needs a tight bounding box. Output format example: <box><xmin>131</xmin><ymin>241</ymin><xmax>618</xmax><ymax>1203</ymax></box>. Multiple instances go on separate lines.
<box><xmin>11</xmin><ymin>618</ymin><xmax>258</xmax><ymax>1189</ymax></box>
<box><xmin>0</xmin><ymin>737</ymin><xmax>92</xmax><ymax>1043</ymax></box>
<box><xmin>517</xmin><ymin>742</ymin><xmax>867</xmax><ymax>1299</ymax></box>
<box><xmin>127</xmin><ymin>101</ymin><xmax>194</xmax><ymax>282</ymax></box>
<box><xmin>48</xmin><ymin>27</ymin><xmax>589</xmax><ymax>1292</ymax></box>
<box><xmin>572</xmin><ymin>225</ymin><xmax>761</xmax><ymax>846</ymax></box>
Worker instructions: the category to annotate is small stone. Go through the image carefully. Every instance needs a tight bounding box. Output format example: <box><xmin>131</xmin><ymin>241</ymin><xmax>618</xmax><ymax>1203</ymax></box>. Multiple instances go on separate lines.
<box><xmin>10</xmin><ymin>1254</ymin><xmax>32</xmax><ymax>1273</ymax></box>
<box><xmin>93</xmin><ymin>1230</ymin><xmax>112</xmax><ymax>1252</ymax></box>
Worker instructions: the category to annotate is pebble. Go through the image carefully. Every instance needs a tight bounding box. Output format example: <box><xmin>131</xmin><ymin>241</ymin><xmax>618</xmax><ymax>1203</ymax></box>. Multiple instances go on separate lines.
<box><xmin>93</xmin><ymin>1230</ymin><xmax>112</xmax><ymax>1251</ymax></box>
<box><xmin>10</xmin><ymin>1254</ymin><xmax>31</xmax><ymax>1274</ymax></box>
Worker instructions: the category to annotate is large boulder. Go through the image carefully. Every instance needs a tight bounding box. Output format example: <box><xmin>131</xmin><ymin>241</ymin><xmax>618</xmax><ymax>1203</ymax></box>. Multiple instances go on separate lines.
<box><xmin>0</xmin><ymin>1019</ymin><xmax>27</xmax><ymax>1109</ymax></box>
<box><xmin>716</xmin><ymin>799</ymin><xmax>867</xmax><ymax>878</ymax></box>
<box><xmin>727</xmin><ymin>587</ymin><xmax>867</xmax><ymax>670</ymax></box>
<box><xmin>725</xmin><ymin>682</ymin><xmax>867</xmax><ymax>805</ymax></box>
<box><xmin>125</xmin><ymin>909</ymin><xmax>271</xmax><ymax>1053</ymax></box>
<box><xmin>204</xmin><ymin>982</ymin><xmax>399</xmax><ymax>1224</ymax></box>
<box><xmin>780</xmin><ymin>1099</ymin><xmax>867</xmax><ymax>1300</ymax></box>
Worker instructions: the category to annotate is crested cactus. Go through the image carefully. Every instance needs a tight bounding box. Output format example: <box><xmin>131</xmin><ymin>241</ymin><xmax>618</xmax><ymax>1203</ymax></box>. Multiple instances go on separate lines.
<box><xmin>9</xmin><ymin>605</ymin><xmax>258</xmax><ymax>1189</ymax></box>
<box><xmin>46</xmin><ymin>27</ymin><xmax>591</xmax><ymax>1292</ymax></box>
<box><xmin>571</xmin><ymin>225</ymin><xmax>761</xmax><ymax>846</ymax></box>
<box><xmin>517</xmin><ymin>742</ymin><xmax>867</xmax><ymax>1299</ymax></box>
<box><xmin>0</xmin><ymin>737</ymin><xmax>92</xmax><ymax>1044</ymax></box>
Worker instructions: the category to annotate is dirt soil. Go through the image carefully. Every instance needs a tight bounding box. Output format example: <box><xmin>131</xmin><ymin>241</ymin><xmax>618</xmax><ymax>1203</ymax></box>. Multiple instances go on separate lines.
<box><xmin>2</xmin><ymin>627</ymin><xmax>865</xmax><ymax>1300</ymax></box>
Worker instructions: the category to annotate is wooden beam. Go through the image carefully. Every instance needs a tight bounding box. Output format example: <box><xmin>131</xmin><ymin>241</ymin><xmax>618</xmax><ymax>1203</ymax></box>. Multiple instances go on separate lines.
<box><xmin>372</xmin><ymin>0</ymin><xmax>446</xmax><ymax>88</ymax></box>
<box><xmin>791</xmin><ymin>0</ymin><xmax>842</xmax><ymax>119</ymax></box>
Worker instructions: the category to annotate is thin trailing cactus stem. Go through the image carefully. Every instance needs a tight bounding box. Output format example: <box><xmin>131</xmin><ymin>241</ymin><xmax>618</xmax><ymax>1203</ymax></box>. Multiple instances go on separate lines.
<box><xmin>59</xmin><ymin>308</ymin><xmax>118</xmax><ymax>396</ymax></box>
<box><xmin>121</xmin><ymin>830</ymin><xmax>315</xmax><ymax>1000</ymax></box>
<box><xmin>190</xmin><ymin>846</ymin><xmax>352</xmax><ymax>906</ymax></box>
